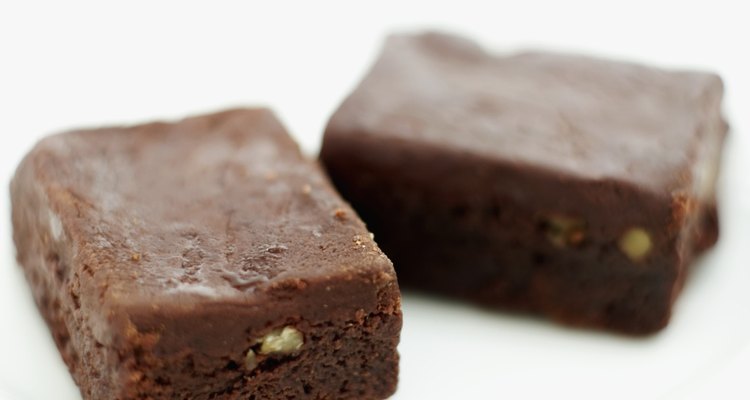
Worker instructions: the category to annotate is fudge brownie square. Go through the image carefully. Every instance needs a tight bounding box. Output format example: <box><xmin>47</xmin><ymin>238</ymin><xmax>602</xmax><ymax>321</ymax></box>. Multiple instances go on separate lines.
<box><xmin>11</xmin><ymin>108</ymin><xmax>401</xmax><ymax>399</ymax></box>
<box><xmin>320</xmin><ymin>32</ymin><xmax>727</xmax><ymax>334</ymax></box>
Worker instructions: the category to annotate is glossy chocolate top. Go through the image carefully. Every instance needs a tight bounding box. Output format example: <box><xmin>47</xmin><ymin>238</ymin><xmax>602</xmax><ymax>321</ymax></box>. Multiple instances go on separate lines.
<box><xmin>24</xmin><ymin>109</ymin><xmax>394</xmax><ymax>310</ymax></box>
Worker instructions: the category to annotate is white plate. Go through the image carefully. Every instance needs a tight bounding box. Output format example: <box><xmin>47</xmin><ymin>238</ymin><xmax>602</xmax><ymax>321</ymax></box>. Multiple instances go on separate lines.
<box><xmin>1</xmin><ymin>1</ymin><xmax>749</xmax><ymax>399</ymax></box>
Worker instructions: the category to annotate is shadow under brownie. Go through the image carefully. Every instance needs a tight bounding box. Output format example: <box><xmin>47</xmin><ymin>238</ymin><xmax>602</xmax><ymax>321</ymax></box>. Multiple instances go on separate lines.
<box><xmin>11</xmin><ymin>108</ymin><xmax>401</xmax><ymax>399</ymax></box>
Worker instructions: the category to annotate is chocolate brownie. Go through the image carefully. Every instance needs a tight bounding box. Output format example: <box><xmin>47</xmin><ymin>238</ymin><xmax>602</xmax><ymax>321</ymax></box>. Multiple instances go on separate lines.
<box><xmin>11</xmin><ymin>108</ymin><xmax>401</xmax><ymax>399</ymax></box>
<box><xmin>320</xmin><ymin>32</ymin><xmax>727</xmax><ymax>334</ymax></box>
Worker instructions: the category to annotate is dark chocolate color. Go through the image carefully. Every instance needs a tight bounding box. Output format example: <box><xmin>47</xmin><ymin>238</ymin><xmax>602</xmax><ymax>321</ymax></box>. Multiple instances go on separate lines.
<box><xmin>11</xmin><ymin>108</ymin><xmax>401</xmax><ymax>399</ymax></box>
<box><xmin>321</xmin><ymin>32</ymin><xmax>727</xmax><ymax>334</ymax></box>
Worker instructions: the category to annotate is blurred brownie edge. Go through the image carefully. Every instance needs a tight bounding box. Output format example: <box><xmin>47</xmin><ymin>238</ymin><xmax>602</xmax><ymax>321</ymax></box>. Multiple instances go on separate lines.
<box><xmin>320</xmin><ymin>32</ymin><xmax>727</xmax><ymax>334</ymax></box>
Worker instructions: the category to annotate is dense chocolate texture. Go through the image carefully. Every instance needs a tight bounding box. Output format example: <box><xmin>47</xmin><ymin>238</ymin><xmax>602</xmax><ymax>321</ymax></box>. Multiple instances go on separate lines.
<box><xmin>11</xmin><ymin>109</ymin><xmax>401</xmax><ymax>399</ymax></box>
<box><xmin>321</xmin><ymin>33</ymin><xmax>727</xmax><ymax>334</ymax></box>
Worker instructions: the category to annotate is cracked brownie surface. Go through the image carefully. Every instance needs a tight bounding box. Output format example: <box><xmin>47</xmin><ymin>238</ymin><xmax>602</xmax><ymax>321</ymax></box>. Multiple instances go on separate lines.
<box><xmin>11</xmin><ymin>108</ymin><xmax>401</xmax><ymax>399</ymax></box>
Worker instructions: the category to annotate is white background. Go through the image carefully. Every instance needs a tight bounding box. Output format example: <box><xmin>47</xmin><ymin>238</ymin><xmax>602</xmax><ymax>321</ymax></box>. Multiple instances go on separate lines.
<box><xmin>1</xmin><ymin>1</ymin><xmax>748</xmax><ymax>399</ymax></box>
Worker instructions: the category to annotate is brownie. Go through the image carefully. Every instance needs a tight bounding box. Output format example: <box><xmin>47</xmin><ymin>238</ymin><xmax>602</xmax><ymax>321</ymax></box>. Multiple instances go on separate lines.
<box><xmin>11</xmin><ymin>108</ymin><xmax>401</xmax><ymax>399</ymax></box>
<box><xmin>320</xmin><ymin>32</ymin><xmax>727</xmax><ymax>334</ymax></box>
